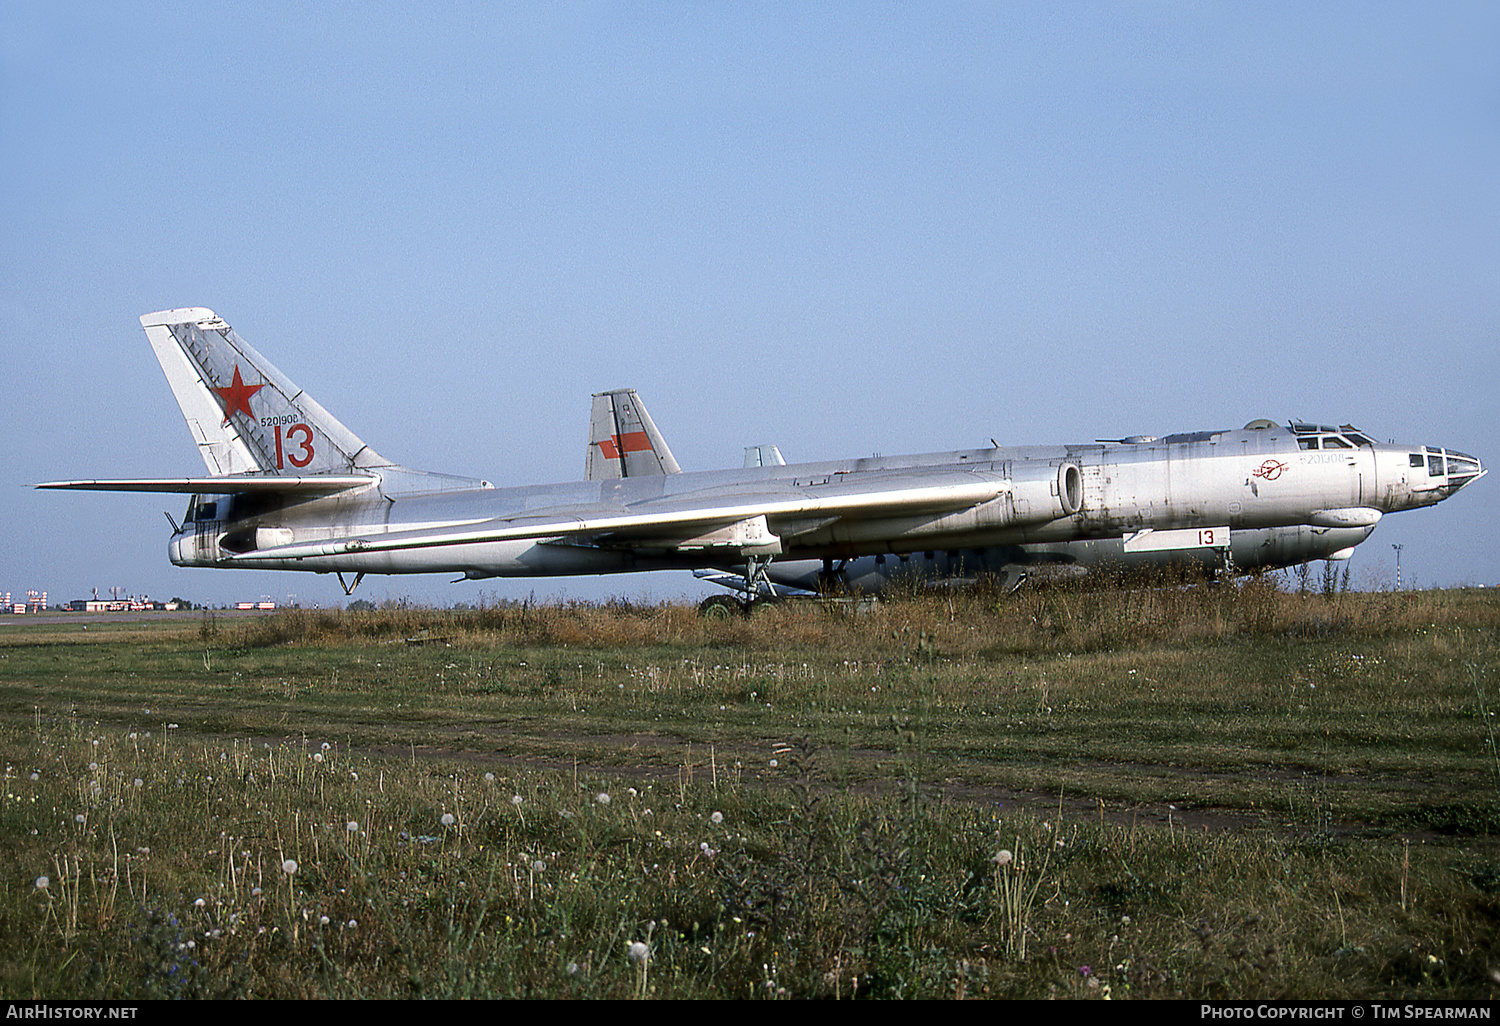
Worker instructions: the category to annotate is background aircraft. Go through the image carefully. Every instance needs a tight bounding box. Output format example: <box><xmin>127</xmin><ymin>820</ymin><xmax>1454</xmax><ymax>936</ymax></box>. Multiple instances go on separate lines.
<box><xmin>40</xmin><ymin>309</ymin><xmax>1484</xmax><ymax>607</ymax></box>
<box><xmin>587</xmin><ymin>392</ymin><xmax>1400</xmax><ymax>604</ymax></box>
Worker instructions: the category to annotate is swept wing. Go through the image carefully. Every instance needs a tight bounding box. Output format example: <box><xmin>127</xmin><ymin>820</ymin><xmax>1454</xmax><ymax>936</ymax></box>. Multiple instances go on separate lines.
<box><xmin>229</xmin><ymin>467</ymin><xmax>1005</xmax><ymax>562</ymax></box>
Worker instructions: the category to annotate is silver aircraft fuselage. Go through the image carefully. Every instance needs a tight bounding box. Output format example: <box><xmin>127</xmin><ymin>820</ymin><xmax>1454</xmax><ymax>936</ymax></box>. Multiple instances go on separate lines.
<box><xmin>39</xmin><ymin>309</ymin><xmax>1483</xmax><ymax>592</ymax></box>
<box><xmin>172</xmin><ymin>422</ymin><xmax>1477</xmax><ymax>580</ymax></box>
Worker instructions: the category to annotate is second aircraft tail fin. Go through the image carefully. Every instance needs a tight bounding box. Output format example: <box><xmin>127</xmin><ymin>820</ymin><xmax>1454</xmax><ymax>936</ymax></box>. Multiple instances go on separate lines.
<box><xmin>585</xmin><ymin>388</ymin><xmax>681</xmax><ymax>480</ymax></box>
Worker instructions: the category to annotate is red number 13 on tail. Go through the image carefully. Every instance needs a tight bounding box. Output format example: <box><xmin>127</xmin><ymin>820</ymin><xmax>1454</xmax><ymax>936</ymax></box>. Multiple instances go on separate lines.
<box><xmin>274</xmin><ymin>423</ymin><xmax>315</xmax><ymax>469</ymax></box>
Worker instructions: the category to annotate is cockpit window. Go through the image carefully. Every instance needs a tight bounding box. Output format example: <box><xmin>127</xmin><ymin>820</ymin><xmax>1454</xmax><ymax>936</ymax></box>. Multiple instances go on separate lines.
<box><xmin>1322</xmin><ymin>436</ymin><xmax>1352</xmax><ymax>449</ymax></box>
<box><xmin>1344</xmin><ymin>433</ymin><xmax>1372</xmax><ymax>447</ymax></box>
<box><xmin>1428</xmin><ymin>453</ymin><xmax>1446</xmax><ymax>477</ymax></box>
<box><xmin>1410</xmin><ymin>454</ymin><xmax>1425</xmax><ymax>468</ymax></box>
<box><xmin>1299</xmin><ymin>438</ymin><xmax>1319</xmax><ymax>450</ymax></box>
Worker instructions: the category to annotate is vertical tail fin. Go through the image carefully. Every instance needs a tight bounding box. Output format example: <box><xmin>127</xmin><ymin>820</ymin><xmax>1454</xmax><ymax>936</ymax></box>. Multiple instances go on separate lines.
<box><xmin>585</xmin><ymin>389</ymin><xmax>681</xmax><ymax>480</ymax></box>
<box><xmin>141</xmin><ymin>308</ymin><xmax>391</xmax><ymax>477</ymax></box>
<box><xmin>743</xmin><ymin>444</ymin><xmax>787</xmax><ymax>468</ymax></box>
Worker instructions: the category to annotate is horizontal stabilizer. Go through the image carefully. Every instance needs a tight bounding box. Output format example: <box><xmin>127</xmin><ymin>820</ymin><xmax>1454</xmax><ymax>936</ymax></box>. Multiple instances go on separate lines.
<box><xmin>35</xmin><ymin>475</ymin><xmax>377</xmax><ymax>496</ymax></box>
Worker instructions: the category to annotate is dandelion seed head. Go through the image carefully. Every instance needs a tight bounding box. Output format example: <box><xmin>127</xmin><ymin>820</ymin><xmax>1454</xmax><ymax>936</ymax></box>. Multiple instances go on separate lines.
<box><xmin>313</xmin><ymin>752</ymin><xmax>323</xmax><ymax>763</ymax></box>
<box><xmin>596</xmin><ymin>792</ymin><xmax>610</xmax><ymax>805</ymax></box>
<box><xmin>346</xmin><ymin>821</ymin><xmax>359</xmax><ymax>833</ymax></box>
<box><xmin>532</xmin><ymin>860</ymin><xmax>546</xmax><ymax>873</ymax></box>
<box><xmin>441</xmin><ymin>813</ymin><xmax>455</xmax><ymax>827</ymax></box>
<box><xmin>993</xmin><ymin>850</ymin><xmax>1014</xmax><ymax>866</ymax></box>
<box><xmin>710</xmin><ymin>811</ymin><xmax>723</xmax><ymax>824</ymax></box>
<box><xmin>511</xmin><ymin>795</ymin><xmax>523</xmax><ymax>806</ymax></box>
<box><xmin>484</xmin><ymin>772</ymin><xmax>495</xmax><ymax>782</ymax></box>
<box><xmin>194</xmin><ymin>897</ymin><xmax>206</xmax><ymax>908</ymax></box>
<box><xmin>35</xmin><ymin>876</ymin><xmax>48</xmax><ymax>890</ymax></box>
<box><xmin>282</xmin><ymin>859</ymin><xmax>298</xmax><ymax>875</ymax></box>
<box><xmin>627</xmin><ymin>941</ymin><xmax>649</xmax><ymax>965</ymax></box>
<box><xmin>769</xmin><ymin>759</ymin><xmax>778</xmax><ymax>768</ymax></box>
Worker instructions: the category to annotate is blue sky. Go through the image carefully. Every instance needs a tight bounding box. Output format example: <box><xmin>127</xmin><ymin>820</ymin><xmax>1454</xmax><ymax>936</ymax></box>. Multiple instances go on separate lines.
<box><xmin>3</xmin><ymin>2</ymin><xmax>1496</xmax><ymax>607</ymax></box>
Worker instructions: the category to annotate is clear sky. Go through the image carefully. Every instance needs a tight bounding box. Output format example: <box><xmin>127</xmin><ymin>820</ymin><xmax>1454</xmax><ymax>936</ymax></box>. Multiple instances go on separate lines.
<box><xmin>3</xmin><ymin>2</ymin><xmax>1496</xmax><ymax>608</ymax></box>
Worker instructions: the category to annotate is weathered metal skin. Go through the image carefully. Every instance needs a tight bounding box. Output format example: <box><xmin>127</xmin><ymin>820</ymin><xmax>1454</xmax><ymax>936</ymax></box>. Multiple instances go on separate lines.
<box><xmin>168</xmin><ymin>421</ymin><xmax>1476</xmax><ymax>580</ymax></box>
<box><xmin>40</xmin><ymin>309</ymin><xmax>1483</xmax><ymax>591</ymax></box>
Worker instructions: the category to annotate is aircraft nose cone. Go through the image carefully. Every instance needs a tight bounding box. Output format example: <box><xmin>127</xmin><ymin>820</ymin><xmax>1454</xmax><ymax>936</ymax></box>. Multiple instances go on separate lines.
<box><xmin>1446</xmin><ymin>449</ymin><xmax>1485</xmax><ymax>490</ymax></box>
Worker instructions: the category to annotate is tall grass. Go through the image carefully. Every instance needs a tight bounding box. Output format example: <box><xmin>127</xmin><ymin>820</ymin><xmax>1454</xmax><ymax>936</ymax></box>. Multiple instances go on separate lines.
<box><xmin>224</xmin><ymin>576</ymin><xmax>1496</xmax><ymax>658</ymax></box>
<box><xmin>3</xmin><ymin>718</ymin><xmax>1496</xmax><ymax>999</ymax></box>
<box><xmin>2</xmin><ymin>582</ymin><xmax>1498</xmax><ymax>998</ymax></box>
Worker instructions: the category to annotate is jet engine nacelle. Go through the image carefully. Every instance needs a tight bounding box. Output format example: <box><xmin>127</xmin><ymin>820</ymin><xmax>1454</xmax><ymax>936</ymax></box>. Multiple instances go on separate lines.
<box><xmin>1008</xmin><ymin>460</ymin><xmax>1085</xmax><ymax>525</ymax></box>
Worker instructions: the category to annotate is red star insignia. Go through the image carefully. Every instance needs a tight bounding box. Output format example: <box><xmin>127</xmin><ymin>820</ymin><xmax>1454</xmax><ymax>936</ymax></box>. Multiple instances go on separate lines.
<box><xmin>211</xmin><ymin>364</ymin><xmax>265</xmax><ymax>425</ymax></box>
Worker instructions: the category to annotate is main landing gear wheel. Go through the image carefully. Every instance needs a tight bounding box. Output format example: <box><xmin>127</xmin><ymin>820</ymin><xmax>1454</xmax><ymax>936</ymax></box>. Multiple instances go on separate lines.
<box><xmin>698</xmin><ymin>594</ymin><xmax>747</xmax><ymax>619</ymax></box>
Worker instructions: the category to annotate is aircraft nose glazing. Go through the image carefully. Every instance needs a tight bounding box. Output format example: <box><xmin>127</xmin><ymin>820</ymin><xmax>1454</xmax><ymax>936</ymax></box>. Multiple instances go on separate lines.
<box><xmin>1444</xmin><ymin>449</ymin><xmax>1485</xmax><ymax>490</ymax></box>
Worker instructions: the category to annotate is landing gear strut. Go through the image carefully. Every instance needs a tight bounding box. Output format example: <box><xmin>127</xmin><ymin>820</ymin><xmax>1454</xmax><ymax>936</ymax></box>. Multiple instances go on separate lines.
<box><xmin>743</xmin><ymin>554</ymin><xmax>777</xmax><ymax>604</ymax></box>
<box><xmin>817</xmin><ymin>557</ymin><xmax>849</xmax><ymax>593</ymax></box>
<box><xmin>696</xmin><ymin>554</ymin><xmax>779</xmax><ymax>618</ymax></box>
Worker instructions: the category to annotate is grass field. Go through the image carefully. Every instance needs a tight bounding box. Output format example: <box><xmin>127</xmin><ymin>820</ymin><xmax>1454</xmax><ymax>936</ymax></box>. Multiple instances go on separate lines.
<box><xmin>1</xmin><ymin>580</ymin><xmax>1497</xmax><ymax>998</ymax></box>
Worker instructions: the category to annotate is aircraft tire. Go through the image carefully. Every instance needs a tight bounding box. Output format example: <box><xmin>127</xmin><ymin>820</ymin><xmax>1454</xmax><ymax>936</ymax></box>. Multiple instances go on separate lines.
<box><xmin>698</xmin><ymin>594</ymin><xmax>747</xmax><ymax>619</ymax></box>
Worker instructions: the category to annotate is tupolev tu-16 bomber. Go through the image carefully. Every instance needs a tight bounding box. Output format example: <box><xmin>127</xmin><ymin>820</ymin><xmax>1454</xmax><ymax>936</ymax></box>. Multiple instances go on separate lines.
<box><xmin>39</xmin><ymin>308</ymin><xmax>1484</xmax><ymax>608</ymax></box>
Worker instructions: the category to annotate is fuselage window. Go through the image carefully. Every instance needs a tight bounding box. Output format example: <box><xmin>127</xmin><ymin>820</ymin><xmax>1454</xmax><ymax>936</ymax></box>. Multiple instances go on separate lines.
<box><xmin>1410</xmin><ymin>454</ymin><xmax>1425</xmax><ymax>468</ymax></box>
<box><xmin>1299</xmin><ymin>438</ymin><xmax>1319</xmax><ymax>450</ymax></box>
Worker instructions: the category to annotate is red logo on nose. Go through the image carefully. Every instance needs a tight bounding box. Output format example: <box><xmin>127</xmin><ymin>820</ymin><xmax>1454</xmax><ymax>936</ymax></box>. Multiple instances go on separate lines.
<box><xmin>1252</xmin><ymin>459</ymin><xmax>1287</xmax><ymax>481</ymax></box>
